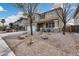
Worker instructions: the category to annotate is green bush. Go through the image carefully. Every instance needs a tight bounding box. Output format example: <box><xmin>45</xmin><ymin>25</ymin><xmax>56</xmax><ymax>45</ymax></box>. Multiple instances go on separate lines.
<box><xmin>0</xmin><ymin>26</ymin><xmax>3</xmax><ymax>31</ymax></box>
<box><xmin>0</xmin><ymin>26</ymin><xmax>7</xmax><ymax>31</ymax></box>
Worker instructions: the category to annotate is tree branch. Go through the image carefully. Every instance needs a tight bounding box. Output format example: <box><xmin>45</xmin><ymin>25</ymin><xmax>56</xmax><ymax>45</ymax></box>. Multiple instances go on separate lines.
<box><xmin>55</xmin><ymin>9</ymin><xmax>63</xmax><ymax>21</ymax></box>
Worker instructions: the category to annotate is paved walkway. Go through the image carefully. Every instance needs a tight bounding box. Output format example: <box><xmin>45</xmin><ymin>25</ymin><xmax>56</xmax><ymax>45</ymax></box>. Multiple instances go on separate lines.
<box><xmin>0</xmin><ymin>37</ymin><xmax>15</xmax><ymax>56</ymax></box>
<box><xmin>0</xmin><ymin>31</ymin><xmax>27</xmax><ymax>56</ymax></box>
<box><xmin>0</xmin><ymin>31</ymin><xmax>27</xmax><ymax>37</ymax></box>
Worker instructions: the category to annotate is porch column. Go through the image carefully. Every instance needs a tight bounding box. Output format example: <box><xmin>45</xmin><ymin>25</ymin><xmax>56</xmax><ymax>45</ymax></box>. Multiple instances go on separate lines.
<box><xmin>54</xmin><ymin>20</ymin><xmax>58</xmax><ymax>28</ymax></box>
<box><xmin>43</xmin><ymin>22</ymin><xmax>46</xmax><ymax>29</ymax></box>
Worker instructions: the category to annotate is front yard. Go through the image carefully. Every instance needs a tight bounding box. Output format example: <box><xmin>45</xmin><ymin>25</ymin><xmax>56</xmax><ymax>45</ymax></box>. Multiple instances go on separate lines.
<box><xmin>2</xmin><ymin>32</ymin><xmax>79</xmax><ymax>56</ymax></box>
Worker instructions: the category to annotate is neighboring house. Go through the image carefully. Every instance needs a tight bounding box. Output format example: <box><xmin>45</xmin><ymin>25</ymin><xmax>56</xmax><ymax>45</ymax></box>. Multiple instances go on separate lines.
<box><xmin>14</xmin><ymin>17</ymin><xmax>28</xmax><ymax>31</ymax></box>
<box><xmin>13</xmin><ymin>7</ymin><xmax>64</xmax><ymax>32</ymax></box>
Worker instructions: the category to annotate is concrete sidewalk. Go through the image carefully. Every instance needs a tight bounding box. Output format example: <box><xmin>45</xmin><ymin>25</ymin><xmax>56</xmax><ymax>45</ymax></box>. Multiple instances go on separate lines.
<box><xmin>0</xmin><ymin>31</ymin><xmax>27</xmax><ymax>56</ymax></box>
<box><xmin>0</xmin><ymin>37</ymin><xmax>15</xmax><ymax>56</ymax></box>
<box><xmin>0</xmin><ymin>31</ymin><xmax>27</xmax><ymax>37</ymax></box>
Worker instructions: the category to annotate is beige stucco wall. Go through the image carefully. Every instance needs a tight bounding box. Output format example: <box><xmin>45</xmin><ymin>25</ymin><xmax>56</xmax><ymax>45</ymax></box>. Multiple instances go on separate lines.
<box><xmin>33</xmin><ymin>14</ymin><xmax>40</xmax><ymax>22</ymax></box>
<box><xmin>58</xmin><ymin>19</ymin><xmax>64</xmax><ymax>28</ymax></box>
<box><xmin>53</xmin><ymin>19</ymin><xmax>64</xmax><ymax>29</ymax></box>
<box><xmin>45</xmin><ymin>8</ymin><xmax>64</xmax><ymax>29</ymax></box>
<box><xmin>45</xmin><ymin>10</ymin><xmax>58</xmax><ymax>19</ymax></box>
<box><xmin>19</xmin><ymin>20</ymin><xmax>27</xmax><ymax>26</ymax></box>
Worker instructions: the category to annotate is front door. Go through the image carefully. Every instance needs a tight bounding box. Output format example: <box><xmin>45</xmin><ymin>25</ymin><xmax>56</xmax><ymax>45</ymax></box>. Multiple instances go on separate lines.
<box><xmin>37</xmin><ymin>23</ymin><xmax>43</xmax><ymax>31</ymax></box>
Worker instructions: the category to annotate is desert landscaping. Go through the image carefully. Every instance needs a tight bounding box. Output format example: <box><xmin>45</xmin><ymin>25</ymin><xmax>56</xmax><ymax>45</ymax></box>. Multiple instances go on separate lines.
<box><xmin>1</xmin><ymin>32</ymin><xmax>79</xmax><ymax>56</ymax></box>
<box><xmin>0</xmin><ymin>3</ymin><xmax>79</xmax><ymax>56</ymax></box>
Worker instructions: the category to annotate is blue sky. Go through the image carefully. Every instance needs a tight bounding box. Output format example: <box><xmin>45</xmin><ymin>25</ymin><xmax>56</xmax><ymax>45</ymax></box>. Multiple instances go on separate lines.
<box><xmin>0</xmin><ymin>3</ymin><xmax>53</xmax><ymax>25</ymax></box>
<box><xmin>0</xmin><ymin>3</ymin><xmax>52</xmax><ymax>19</ymax></box>
<box><xmin>0</xmin><ymin>3</ymin><xmax>77</xmax><ymax>25</ymax></box>
<box><xmin>0</xmin><ymin>3</ymin><xmax>20</xmax><ymax>18</ymax></box>
<box><xmin>0</xmin><ymin>3</ymin><xmax>77</xmax><ymax>18</ymax></box>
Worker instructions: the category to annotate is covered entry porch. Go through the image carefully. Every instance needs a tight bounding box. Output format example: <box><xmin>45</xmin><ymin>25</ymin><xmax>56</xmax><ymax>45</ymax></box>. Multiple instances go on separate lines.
<box><xmin>36</xmin><ymin>19</ymin><xmax>59</xmax><ymax>32</ymax></box>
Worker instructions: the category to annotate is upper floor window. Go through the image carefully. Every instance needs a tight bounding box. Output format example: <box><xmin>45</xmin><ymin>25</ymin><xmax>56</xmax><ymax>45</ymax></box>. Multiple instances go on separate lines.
<box><xmin>47</xmin><ymin>11</ymin><xmax>57</xmax><ymax>17</ymax></box>
<box><xmin>33</xmin><ymin>15</ymin><xmax>40</xmax><ymax>21</ymax></box>
<box><xmin>48</xmin><ymin>12</ymin><xmax>53</xmax><ymax>15</ymax></box>
<box><xmin>40</xmin><ymin>13</ymin><xmax>45</xmax><ymax>19</ymax></box>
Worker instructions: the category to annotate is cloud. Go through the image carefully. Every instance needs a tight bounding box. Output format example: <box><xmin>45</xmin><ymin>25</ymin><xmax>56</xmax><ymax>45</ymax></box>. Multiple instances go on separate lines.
<box><xmin>0</xmin><ymin>6</ymin><xmax>6</xmax><ymax>11</ymax></box>
<box><xmin>5</xmin><ymin>11</ymin><xmax>27</xmax><ymax>25</ymax></box>
<box><xmin>5</xmin><ymin>15</ymin><xmax>20</xmax><ymax>25</ymax></box>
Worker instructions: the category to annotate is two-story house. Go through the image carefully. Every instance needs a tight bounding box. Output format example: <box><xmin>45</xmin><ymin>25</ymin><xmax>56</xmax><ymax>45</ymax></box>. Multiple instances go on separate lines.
<box><xmin>33</xmin><ymin>7</ymin><xmax>63</xmax><ymax>32</ymax></box>
<box><xmin>14</xmin><ymin>7</ymin><xmax>64</xmax><ymax>32</ymax></box>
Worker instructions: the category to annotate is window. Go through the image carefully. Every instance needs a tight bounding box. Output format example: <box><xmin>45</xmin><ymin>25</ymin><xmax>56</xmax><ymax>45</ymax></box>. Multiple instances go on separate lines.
<box><xmin>46</xmin><ymin>21</ymin><xmax>54</xmax><ymax>28</ymax></box>
<box><xmin>48</xmin><ymin>12</ymin><xmax>53</xmax><ymax>15</ymax></box>
<box><xmin>40</xmin><ymin>13</ymin><xmax>45</xmax><ymax>19</ymax></box>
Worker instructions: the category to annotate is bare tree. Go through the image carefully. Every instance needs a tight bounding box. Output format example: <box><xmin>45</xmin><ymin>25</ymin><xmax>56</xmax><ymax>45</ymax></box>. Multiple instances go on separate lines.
<box><xmin>73</xmin><ymin>4</ymin><xmax>79</xmax><ymax>18</ymax></box>
<box><xmin>16</xmin><ymin>3</ymin><xmax>39</xmax><ymax>35</ymax></box>
<box><xmin>16</xmin><ymin>3</ymin><xmax>39</xmax><ymax>45</ymax></box>
<box><xmin>54</xmin><ymin>3</ymin><xmax>77</xmax><ymax>35</ymax></box>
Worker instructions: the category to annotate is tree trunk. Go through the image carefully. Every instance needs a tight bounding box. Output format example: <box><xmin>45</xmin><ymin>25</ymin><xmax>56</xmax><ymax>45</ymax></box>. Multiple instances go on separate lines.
<box><xmin>62</xmin><ymin>12</ymin><xmax>66</xmax><ymax>35</ymax></box>
<box><xmin>27</xmin><ymin>15</ymin><xmax>34</xmax><ymax>45</ymax></box>
<box><xmin>29</xmin><ymin>15</ymin><xmax>33</xmax><ymax>35</ymax></box>
<box><xmin>63</xmin><ymin>23</ymin><xmax>66</xmax><ymax>35</ymax></box>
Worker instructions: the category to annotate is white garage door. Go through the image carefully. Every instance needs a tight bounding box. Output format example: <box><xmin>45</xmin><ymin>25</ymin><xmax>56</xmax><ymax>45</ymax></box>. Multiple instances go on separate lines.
<box><xmin>27</xmin><ymin>25</ymin><xmax>36</xmax><ymax>32</ymax></box>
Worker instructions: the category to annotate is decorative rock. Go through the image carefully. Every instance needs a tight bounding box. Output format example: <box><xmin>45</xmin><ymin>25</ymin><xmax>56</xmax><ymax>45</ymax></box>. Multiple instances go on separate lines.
<box><xmin>40</xmin><ymin>34</ymin><xmax>48</xmax><ymax>40</ymax></box>
<box><xmin>27</xmin><ymin>41</ymin><xmax>34</xmax><ymax>46</ymax></box>
<box><xmin>18</xmin><ymin>35</ymin><xmax>26</xmax><ymax>40</ymax></box>
<box><xmin>27</xmin><ymin>36</ymin><xmax>34</xmax><ymax>46</ymax></box>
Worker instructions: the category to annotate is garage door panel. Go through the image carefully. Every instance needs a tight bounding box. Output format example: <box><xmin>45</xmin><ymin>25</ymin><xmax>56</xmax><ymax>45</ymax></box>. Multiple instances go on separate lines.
<box><xmin>27</xmin><ymin>25</ymin><xmax>36</xmax><ymax>32</ymax></box>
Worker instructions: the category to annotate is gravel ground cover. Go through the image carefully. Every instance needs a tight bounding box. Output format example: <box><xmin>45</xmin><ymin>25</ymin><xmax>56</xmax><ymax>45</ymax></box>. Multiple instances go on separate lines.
<box><xmin>3</xmin><ymin>32</ymin><xmax>79</xmax><ymax>56</ymax></box>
